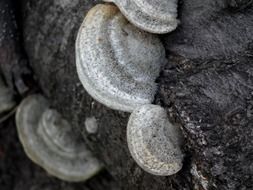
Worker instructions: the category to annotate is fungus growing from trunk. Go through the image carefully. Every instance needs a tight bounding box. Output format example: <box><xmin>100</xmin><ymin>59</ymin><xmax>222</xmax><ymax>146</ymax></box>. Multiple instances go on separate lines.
<box><xmin>103</xmin><ymin>0</ymin><xmax>179</xmax><ymax>34</ymax></box>
<box><xmin>85</xmin><ymin>117</ymin><xmax>98</xmax><ymax>134</ymax></box>
<box><xmin>76</xmin><ymin>4</ymin><xmax>166</xmax><ymax>112</ymax></box>
<box><xmin>15</xmin><ymin>94</ymin><xmax>102</xmax><ymax>182</ymax></box>
<box><xmin>127</xmin><ymin>104</ymin><xmax>184</xmax><ymax>176</ymax></box>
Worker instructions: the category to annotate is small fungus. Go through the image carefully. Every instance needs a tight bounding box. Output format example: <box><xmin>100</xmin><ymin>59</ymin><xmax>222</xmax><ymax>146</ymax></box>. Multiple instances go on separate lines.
<box><xmin>15</xmin><ymin>94</ymin><xmax>102</xmax><ymax>182</ymax></box>
<box><xmin>85</xmin><ymin>117</ymin><xmax>98</xmax><ymax>134</ymax></box>
<box><xmin>127</xmin><ymin>104</ymin><xmax>184</xmax><ymax>176</ymax></box>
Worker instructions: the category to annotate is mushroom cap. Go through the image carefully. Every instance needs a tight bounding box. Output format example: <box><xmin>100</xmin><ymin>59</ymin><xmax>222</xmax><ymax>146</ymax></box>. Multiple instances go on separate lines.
<box><xmin>15</xmin><ymin>95</ymin><xmax>102</xmax><ymax>182</ymax></box>
<box><xmin>76</xmin><ymin>4</ymin><xmax>166</xmax><ymax>112</ymax></box>
<box><xmin>0</xmin><ymin>76</ymin><xmax>15</xmax><ymax>114</ymax></box>
<box><xmin>127</xmin><ymin>104</ymin><xmax>183</xmax><ymax>176</ymax></box>
<box><xmin>104</xmin><ymin>0</ymin><xmax>179</xmax><ymax>34</ymax></box>
<box><xmin>85</xmin><ymin>117</ymin><xmax>98</xmax><ymax>134</ymax></box>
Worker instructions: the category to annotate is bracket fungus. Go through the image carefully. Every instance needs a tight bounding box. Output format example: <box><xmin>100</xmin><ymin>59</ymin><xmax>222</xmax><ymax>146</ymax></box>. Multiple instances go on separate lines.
<box><xmin>0</xmin><ymin>75</ymin><xmax>15</xmax><ymax>114</ymax></box>
<box><xmin>15</xmin><ymin>95</ymin><xmax>102</xmax><ymax>182</ymax></box>
<box><xmin>103</xmin><ymin>0</ymin><xmax>179</xmax><ymax>34</ymax></box>
<box><xmin>127</xmin><ymin>104</ymin><xmax>184</xmax><ymax>176</ymax></box>
<box><xmin>76</xmin><ymin>4</ymin><xmax>166</xmax><ymax>112</ymax></box>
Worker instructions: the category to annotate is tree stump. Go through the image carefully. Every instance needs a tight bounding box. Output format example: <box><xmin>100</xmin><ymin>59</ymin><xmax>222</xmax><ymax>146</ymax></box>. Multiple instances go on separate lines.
<box><xmin>15</xmin><ymin>0</ymin><xmax>253</xmax><ymax>189</ymax></box>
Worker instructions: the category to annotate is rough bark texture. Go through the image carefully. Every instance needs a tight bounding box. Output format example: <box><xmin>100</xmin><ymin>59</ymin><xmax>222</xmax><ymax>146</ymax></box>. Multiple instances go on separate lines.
<box><xmin>0</xmin><ymin>0</ymin><xmax>35</xmax><ymax>96</ymax></box>
<box><xmin>157</xmin><ymin>1</ymin><xmax>253</xmax><ymax>189</ymax></box>
<box><xmin>0</xmin><ymin>0</ymin><xmax>118</xmax><ymax>189</ymax></box>
<box><xmin>1</xmin><ymin>0</ymin><xmax>251</xmax><ymax>189</ymax></box>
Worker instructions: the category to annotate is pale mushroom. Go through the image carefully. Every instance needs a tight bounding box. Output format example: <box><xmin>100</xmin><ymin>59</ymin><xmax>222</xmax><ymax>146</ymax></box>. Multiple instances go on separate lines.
<box><xmin>127</xmin><ymin>104</ymin><xmax>184</xmax><ymax>176</ymax></box>
<box><xmin>15</xmin><ymin>94</ymin><xmax>102</xmax><ymax>182</ymax></box>
<box><xmin>76</xmin><ymin>4</ymin><xmax>166</xmax><ymax>112</ymax></box>
<box><xmin>85</xmin><ymin>117</ymin><xmax>98</xmax><ymax>134</ymax></box>
<box><xmin>103</xmin><ymin>0</ymin><xmax>179</xmax><ymax>34</ymax></box>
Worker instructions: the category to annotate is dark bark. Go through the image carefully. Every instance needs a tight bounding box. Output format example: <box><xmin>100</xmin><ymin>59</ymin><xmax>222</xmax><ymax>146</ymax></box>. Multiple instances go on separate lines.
<box><xmin>4</xmin><ymin>0</ymin><xmax>251</xmax><ymax>189</ymax></box>
<box><xmin>158</xmin><ymin>1</ymin><xmax>253</xmax><ymax>189</ymax></box>
<box><xmin>0</xmin><ymin>0</ymin><xmax>35</xmax><ymax>96</ymax></box>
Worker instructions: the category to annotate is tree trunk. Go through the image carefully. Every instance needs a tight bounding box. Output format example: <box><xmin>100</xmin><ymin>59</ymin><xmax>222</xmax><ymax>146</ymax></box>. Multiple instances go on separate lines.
<box><xmin>1</xmin><ymin>0</ymin><xmax>252</xmax><ymax>189</ymax></box>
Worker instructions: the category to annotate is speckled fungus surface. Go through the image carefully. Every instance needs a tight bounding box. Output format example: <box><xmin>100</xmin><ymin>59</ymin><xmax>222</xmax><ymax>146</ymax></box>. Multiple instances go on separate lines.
<box><xmin>76</xmin><ymin>4</ymin><xmax>166</xmax><ymax>112</ymax></box>
<box><xmin>0</xmin><ymin>75</ymin><xmax>15</xmax><ymax>114</ymax></box>
<box><xmin>15</xmin><ymin>94</ymin><xmax>102</xmax><ymax>182</ymax></box>
<box><xmin>103</xmin><ymin>0</ymin><xmax>179</xmax><ymax>34</ymax></box>
<box><xmin>127</xmin><ymin>104</ymin><xmax>184</xmax><ymax>176</ymax></box>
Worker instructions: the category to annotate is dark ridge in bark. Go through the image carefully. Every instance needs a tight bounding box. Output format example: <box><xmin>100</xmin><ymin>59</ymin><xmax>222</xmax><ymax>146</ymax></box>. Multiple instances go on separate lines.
<box><xmin>164</xmin><ymin>0</ymin><xmax>253</xmax><ymax>62</ymax></box>
<box><xmin>0</xmin><ymin>0</ymin><xmax>35</xmax><ymax>96</ymax></box>
<box><xmin>21</xmin><ymin>0</ymin><xmax>253</xmax><ymax>189</ymax></box>
<box><xmin>226</xmin><ymin>0</ymin><xmax>253</xmax><ymax>11</ymax></box>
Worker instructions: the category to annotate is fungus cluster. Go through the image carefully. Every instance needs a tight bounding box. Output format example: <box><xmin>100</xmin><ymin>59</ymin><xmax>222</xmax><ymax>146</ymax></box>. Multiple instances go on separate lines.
<box><xmin>15</xmin><ymin>95</ymin><xmax>102</xmax><ymax>182</ymax></box>
<box><xmin>3</xmin><ymin>0</ymin><xmax>183</xmax><ymax>183</ymax></box>
<box><xmin>76</xmin><ymin>2</ymin><xmax>184</xmax><ymax>177</ymax></box>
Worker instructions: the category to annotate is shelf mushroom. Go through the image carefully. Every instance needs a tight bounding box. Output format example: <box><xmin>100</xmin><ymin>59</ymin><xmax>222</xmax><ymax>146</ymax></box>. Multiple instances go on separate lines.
<box><xmin>76</xmin><ymin>4</ymin><xmax>166</xmax><ymax>113</ymax></box>
<box><xmin>103</xmin><ymin>0</ymin><xmax>179</xmax><ymax>34</ymax></box>
<box><xmin>0</xmin><ymin>75</ymin><xmax>15</xmax><ymax>114</ymax></box>
<box><xmin>15</xmin><ymin>94</ymin><xmax>102</xmax><ymax>182</ymax></box>
<box><xmin>127</xmin><ymin>104</ymin><xmax>184</xmax><ymax>176</ymax></box>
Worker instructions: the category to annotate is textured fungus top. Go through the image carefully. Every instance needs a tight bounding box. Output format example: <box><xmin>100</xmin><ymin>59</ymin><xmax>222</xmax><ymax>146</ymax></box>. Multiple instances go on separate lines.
<box><xmin>76</xmin><ymin>4</ymin><xmax>166</xmax><ymax>112</ymax></box>
<box><xmin>127</xmin><ymin>104</ymin><xmax>184</xmax><ymax>176</ymax></box>
<box><xmin>103</xmin><ymin>0</ymin><xmax>179</xmax><ymax>33</ymax></box>
<box><xmin>15</xmin><ymin>95</ymin><xmax>102</xmax><ymax>182</ymax></box>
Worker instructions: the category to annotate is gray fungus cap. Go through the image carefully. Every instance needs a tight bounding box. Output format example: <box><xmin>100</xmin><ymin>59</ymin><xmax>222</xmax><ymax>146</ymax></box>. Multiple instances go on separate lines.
<box><xmin>15</xmin><ymin>95</ymin><xmax>102</xmax><ymax>182</ymax></box>
<box><xmin>127</xmin><ymin>104</ymin><xmax>184</xmax><ymax>176</ymax></box>
<box><xmin>76</xmin><ymin>4</ymin><xmax>166</xmax><ymax>112</ymax></box>
<box><xmin>103</xmin><ymin>0</ymin><xmax>179</xmax><ymax>34</ymax></box>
